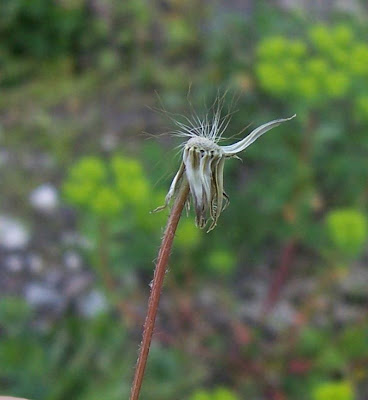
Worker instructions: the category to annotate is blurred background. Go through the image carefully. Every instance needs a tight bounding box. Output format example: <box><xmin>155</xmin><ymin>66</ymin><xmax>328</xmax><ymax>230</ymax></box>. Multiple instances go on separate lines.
<box><xmin>1</xmin><ymin>0</ymin><xmax>368</xmax><ymax>399</ymax></box>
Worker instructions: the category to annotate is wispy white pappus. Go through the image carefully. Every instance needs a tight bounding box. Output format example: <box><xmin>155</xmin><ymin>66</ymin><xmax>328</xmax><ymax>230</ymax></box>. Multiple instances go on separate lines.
<box><xmin>155</xmin><ymin>101</ymin><xmax>295</xmax><ymax>232</ymax></box>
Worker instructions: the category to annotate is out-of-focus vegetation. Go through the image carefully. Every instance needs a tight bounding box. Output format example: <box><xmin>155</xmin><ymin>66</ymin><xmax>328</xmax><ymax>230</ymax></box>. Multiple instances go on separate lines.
<box><xmin>1</xmin><ymin>1</ymin><xmax>368</xmax><ymax>399</ymax></box>
<box><xmin>312</xmin><ymin>381</ymin><xmax>354</xmax><ymax>400</ymax></box>
<box><xmin>190</xmin><ymin>387</ymin><xmax>239</xmax><ymax>400</ymax></box>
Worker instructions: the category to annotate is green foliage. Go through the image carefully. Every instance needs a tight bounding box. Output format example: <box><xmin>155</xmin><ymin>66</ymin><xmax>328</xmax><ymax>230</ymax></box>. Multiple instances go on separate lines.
<box><xmin>190</xmin><ymin>387</ymin><xmax>239</xmax><ymax>400</ymax></box>
<box><xmin>297</xmin><ymin>328</ymin><xmax>329</xmax><ymax>357</ymax></box>
<box><xmin>256</xmin><ymin>23</ymin><xmax>368</xmax><ymax>108</ymax></box>
<box><xmin>176</xmin><ymin>218</ymin><xmax>202</xmax><ymax>250</ymax></box>
<box><xmin>326</xmin><ymin>209</ymin><xmax>368</xmax><ymax>258</ymax></box>
<box><xmin>63</xmin><ymin>156</ymin><xmax>109</xmax><ymax>212</ymax></box>
<box><xmin>3</xmin><ymin>2</ymin><xmax>368</xmax><ymax>399</ymax></box>
<box><xmin>0</xmin><ymin>0</ymin><xmax>87</xmax><ymax>59</ymax></box>
<box><xmin>338</xmin><ymin>325</ymin><xmax>368</xmax><ymax>360</ymax></box>
<box><xmin>63</xmin><ymin>155</ymin><xmax>163</xmax><ymax>276</ymax></box>
<box><xmin>315</xmin><ymin>347</ymin><xmax>346</xmax><ymax>373</ymax></box>
<box><xmin>0</xmin><ymin>297</ymin><xmax>31</xmax><ymax>335</ymax></box>
<box><xmin>63</xmin><ymin>155</ymin><xmax>151</xmax><ymax>218</ymax></box>
<box><xmin>112</xmin><ymin>155</ymin><xmax>150</xmax><ymax>205</ymax></box>
<box><xmin>355</xmin><ymin>95</ymin><xmax>368</xmax><ymax>122</ymax></box>
<box><xmin>207</xmin><ymin>249</ymin><xmax>236</xmax><ymax>275</ymax></box>
<box><xmin>164</xmin><ymin>15</ymin><xmax>200</xmax><ymax>56</ymax></box>
<box><xmin>312</xmin><ymin>381</ymin><xmax>354</xmax><ymax>400</ymax></box>
<box><xmin>0</xmin><ymin>304</ymin><xmax>205</xmax><ymax>400</ymax></box>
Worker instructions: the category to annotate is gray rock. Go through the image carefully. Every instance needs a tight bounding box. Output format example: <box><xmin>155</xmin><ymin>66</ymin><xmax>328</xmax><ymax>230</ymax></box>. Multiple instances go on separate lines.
<box><xmin>5</xmin><ymin>255</ymin><xmax>24</xmax><ymax>272</ymax></box>
<box><xmin>64</xmin><ymin>274</ymin><xmax>92</xmax><ymax>298</ymax></box>
<box><xmin>340</xmin><ymin>266</ymin><xmax>368</xmax><ymax>297</ymax></box>
<box><xmin>267</xmin><ymin>301</ymin><xmax>297</xmax><ymax>332</ymax></box>
<box><xmin>44</xmin><ymin>268</ymin><xmax>64</xmax><ymax>286</ymax></box>
<box><xmin>101</xmin><ymin>133</ymin><xmax>118</xmax><ymax>151</ymax></box>
<box><xmin>0</xmin><ymin>216</ymin><xmax>29</xmax><ymax>250</ymax></box>
<box><xmin>238</xmin><ymin>299</ymin><xmax>263</xmax><ymax>321</ymax></box>
<box><xmin>27</xmin><ymin>253</ymin><xmax>44</xmax><ymax>274</ymax></box>
<box><xmin>25</xmin><ymin>283</ymin><xmax>64</xmax><ymax>311</ymax></box>
<box><xmin>335</xmin><ymin>0</ymin><xmax>362</xmax><ymax>13</ymax></box>
<box><xmin>333</xmin><ymin>303</ymin><xmax>361</xmax><ymax>324</ymax></box>
<box><xmin>62</xmin><ymin>231</ymin><xmax>92</xmax><ymax>250</ymax></box>
<box><xmin>29</xmin><ymin>184</ymin><xmax>59</xmax><ymax>213</ymax></box>
<box><xmin>0</xmin><ymin>149</ymin><xmax>9</xmax><ymax>166</ymax></box>
<box><xmin>64</xmin><ymin>251</ymin><xmax>83</xmax><ymax>271</ymax></box>
<box><xmin>77</xmin><ymin>290</ymin><xmax>108</xmax><ymax>318</ymax></box>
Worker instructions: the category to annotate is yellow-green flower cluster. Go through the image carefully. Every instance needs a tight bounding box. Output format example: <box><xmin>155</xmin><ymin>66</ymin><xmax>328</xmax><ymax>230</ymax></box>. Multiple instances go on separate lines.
<box><xmin>256</xmin><ymin>24</ymin><xmax>368</xmax><ymax>105</ymax></box>
<box><xmin>63</xmin><ymin>155</ymin><xmax>150</xmax><ymax>218</ymax></box>
<box><xmin>312</xmin><ymin>381</ymin><xmax>354</xmax><ymax>400</ymax></box>
<box><xmin>112</xmin><ymin>156</ymin><xmax>150</xmax><ymax>204</ymax></box>
<box><xmin>190</xmin><ymin>387</ymin><xmax>238</xmax><ymax>400</ymax></box>
<box><xmin>256</xmin><ymin>36</ymin><xmax>307</xmax><ymax>97</ymax></box>
<box><xmin>326</xmin><ymin>208</ymin><xmax>367</xmax><ymax>258</ymax></box>
<box><xmin>63</xmin><ymin>155</ymin><xmax>202</xmax><ymax>249</ymax></box>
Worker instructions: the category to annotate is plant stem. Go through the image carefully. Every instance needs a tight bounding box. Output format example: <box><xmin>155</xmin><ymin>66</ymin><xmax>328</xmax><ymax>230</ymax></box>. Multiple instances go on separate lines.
<box><xmin>129</xmin><ymin>180</ymin><xmax>190</xmax><ymax>400</ymax></box>
<box><xmin>97</xmin><ymin>219</ymin><xmax>142</xmax><ymax>326</ymax></box>
<box><xmin>98</xmin><ymin>219</ymin><xmax>115</xmax><ymax>292</ymax></box>
<box><xmin>261</xmin><ymin>238</ymin><xmax>297</xmax><ymax>316</ymax></box>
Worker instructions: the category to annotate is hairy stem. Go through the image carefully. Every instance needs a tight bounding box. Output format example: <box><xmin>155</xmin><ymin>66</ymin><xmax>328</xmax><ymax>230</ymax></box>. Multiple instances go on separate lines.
<box><xmin>130</xmin><ymin>180</ymin><xmax>190</xmax><ymax>400</ymax></box>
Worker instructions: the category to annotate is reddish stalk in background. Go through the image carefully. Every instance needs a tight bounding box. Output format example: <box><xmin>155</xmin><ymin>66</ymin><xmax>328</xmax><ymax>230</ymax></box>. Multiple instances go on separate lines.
<box><xmin>129</xmin><ymin>181</ymin><xmax>190</xmax><ymax>400</ymax></box>
<box><xmin>262</xmin><ymin>112</ymin><xmax>316</xmax><ymax>315</ymax></box>
<box><xmin>262</xmin><ymin>239</ymin><xmax>297</xmax><ymax>315</ymax></box>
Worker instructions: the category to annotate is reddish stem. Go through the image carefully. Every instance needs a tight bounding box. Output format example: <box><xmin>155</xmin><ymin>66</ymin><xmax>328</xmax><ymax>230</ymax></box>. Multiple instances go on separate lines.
<box><xmin>262</xmin><ymin>239</ymin><xmax>297</xmax><ymax>315</ymax></box>
<box><xmin>130</xmin><ymin>181</ymin><xmax>190</xmax><ymax>400</ymax></box>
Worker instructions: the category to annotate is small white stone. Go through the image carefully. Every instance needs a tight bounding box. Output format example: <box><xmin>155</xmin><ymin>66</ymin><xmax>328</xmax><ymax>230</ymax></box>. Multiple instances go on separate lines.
<box><xmin>0</xmin><ymin>216</ymin><xmax>29</xmax><ymax>250</ymax></box>
<box><xmin>25</xmin><ymin>283</ymin><xmax>63</xmax><ymax>309</ymax></box>
<box><xmin>101</xmin><ymin>133</ymin><xmax>118</xmax><ymax>151</ymax></box>
<box><xmin>5</xmin><ymin>255</ymin><xmax>23</xmax><ymax>272</ymax></box>
<box><xmin>336</xmin><ymin>0</ymin><xmax>362</xmax><ymax>13</ymax></box>
<box><xmin>78</xmin><ymin>290</ymin><xmax>108</xmax><ymax>318</ymax></box>
<box><xmin>30</xmin><ymin>184</ymin><xmax>59</xmax><ymax>213</ymax></box>
<box><xmin>45</xmin><ymin>269</ymin><xmax>63</xmax><ymax>286</ymax></box>
<box><xmin>64</xmin><ymin>251</ymin><xmax>82</xmax><ymax>270</ymax></box>
<box><xmin>0</xmin><ymin>149</ymin><xmax>9</xmax><ymax>166</ymax></box>
<box><xmin>340</xmin><ymin>266</ymin><xmax>368</xmax><ymax>296</ymax></box>
<box><xmin>268</xmin><ymin>301</ymin><xmax>296</xmax><ymax>332</ymax></box>
<box><xmin>62</xmin><ymin>232</ymin><xmax>93</xmax><ymax>250</ymax></box>
<box><xmin>28</xmin><ymin>254</ymin><xmax>44</xmax><ymax>274</ymax></box>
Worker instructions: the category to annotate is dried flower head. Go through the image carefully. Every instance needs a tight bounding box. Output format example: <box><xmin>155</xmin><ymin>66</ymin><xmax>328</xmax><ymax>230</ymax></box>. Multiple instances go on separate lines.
<box><xmin>155</xmin><ymin>102</ymin><xmax>295</xmax><ymax>232</ymax></box>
